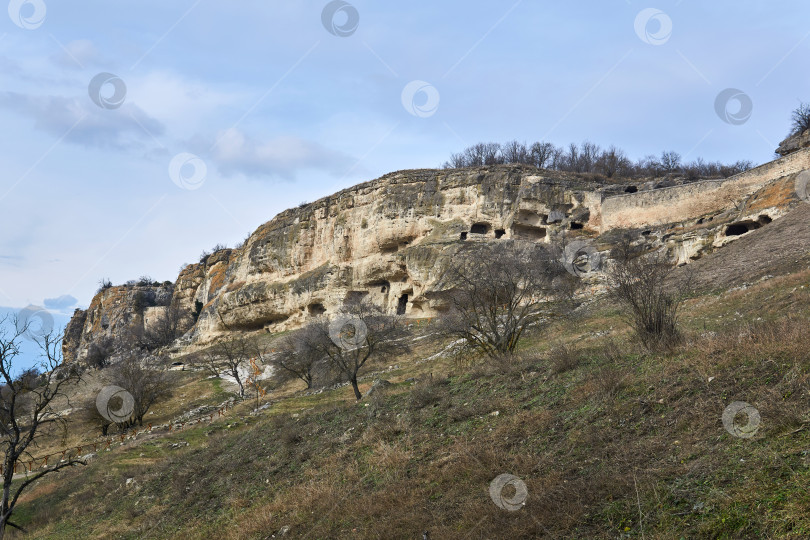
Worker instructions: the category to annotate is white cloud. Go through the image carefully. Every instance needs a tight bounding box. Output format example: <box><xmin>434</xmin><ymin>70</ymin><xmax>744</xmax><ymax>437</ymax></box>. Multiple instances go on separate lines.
<box><xmin>43</xmin><ymin>294</ymin><xmax>78</xmax><ymax>310</ymax></box>
<box><xmin>0</xmin><ymin>92</ymin><xmax>165</xmax><ymax>150</ymax></box>
<box><xmin>204</xmin><ymin>128</ymin><xmax>355</xmax><ymax>180</ymax></box>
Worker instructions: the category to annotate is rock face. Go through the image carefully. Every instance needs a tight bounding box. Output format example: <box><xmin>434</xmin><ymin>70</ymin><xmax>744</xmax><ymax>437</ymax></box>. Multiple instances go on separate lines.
<box><xmin>63</xmin><ymin>283</ymin><xmax>173</xmax><ymax>364</ymax></box>
<box><xmin>777</xmin><ymin>129</ymin><xmax>810</xmax><ymax>157</ymax></box>
<box><xmin>63</xmin><ymin>149</ymin><xmax>810</xmax><ymax>364</ymax></box>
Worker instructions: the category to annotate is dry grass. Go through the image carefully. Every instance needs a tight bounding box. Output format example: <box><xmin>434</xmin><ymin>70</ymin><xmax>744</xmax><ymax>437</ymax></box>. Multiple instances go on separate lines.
<box><xmin>8</xmin><ymin>271</ymin><xmax>810</xmax><ymax>539</ymax></box>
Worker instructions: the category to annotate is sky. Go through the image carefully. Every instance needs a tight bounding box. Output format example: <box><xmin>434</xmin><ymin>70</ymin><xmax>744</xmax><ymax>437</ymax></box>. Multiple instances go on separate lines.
<box><xmin>0</xmin><ymin>0</ymin><xmax>808</xmax><ymax>369</ymax></box>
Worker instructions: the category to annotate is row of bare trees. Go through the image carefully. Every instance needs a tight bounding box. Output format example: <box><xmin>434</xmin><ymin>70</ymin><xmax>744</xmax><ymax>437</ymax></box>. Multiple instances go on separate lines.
<box><xmin>444</xmin><ymin>140</ymin><xmax>754</xmax><ymax>180</ymax></box>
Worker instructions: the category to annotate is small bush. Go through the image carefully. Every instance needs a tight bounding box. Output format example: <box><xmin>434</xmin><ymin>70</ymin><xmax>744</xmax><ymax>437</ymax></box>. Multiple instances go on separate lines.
<box><xmin>549</xmin><ymin>343</ymin><xmax>581</xmax><ymax>374</ymax></box>
<box><xmin>607</xmin><ymin>237</ymin><xmax>690</xmax><ymax>350</ymax></box>
<box><xmin>408</xmin><ymin>375</ymin><xmax>447</xmax><ymax>410</ymax></box>
<box><xmin>97</xmin><ymin>278</ymin><xmax>113</xmax><ymax>293</ymax></box>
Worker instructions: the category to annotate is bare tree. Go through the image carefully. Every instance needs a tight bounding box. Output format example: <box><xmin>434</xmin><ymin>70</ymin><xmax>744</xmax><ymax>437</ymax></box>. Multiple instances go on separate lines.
<box><xmin>607</xmin><ymin>236</ymin><xmax>691</xmax><ymax>350</ymax></box>
<box><xmin>287</xmin><ymin>304</ymin><xmax>410</xmax><ymax>400</ymax></box>
<box><xmin>110</xmin><ymin>354</ymin><xmax>173</xmax><ymax>428</ymax></box>
<box><xmin>790</xmin><ymin>102</ymin><xmax>810</xmax><ymax>135</ymax></box>
<box><xmin>529</xmin><ymin>142</ymin><xmax>556</xmax><ymax>169</ymax></box>
<box><xmin>501</xmin><ymin>140</ymin><xmax>529</xmax><ymax>164</ymax></box>
<box><xmin>596</xmin><ymin>146</ymin><xmax>630</xmax><ymax>178</ymax></box>
<box><xmin>268</xmin><ymin>326</ymin><xmax>325</xmax><ymax>389</ymax></box>
<box><xmin>80</xmin><ymin>395</ymin><xmax>113</xmax><ymax>436</ymax></box>
<box><xmin>437</xmin><ymin>241</ymin><xmax>572</xmax><ymax>358</ymax></box>
<box><xmin>660</xmin><ymin>151</ymin><xmax>682</xmax><ymax>174</ymax></box>
<box><xmin>199</xmin><ymin>336</ymin><xmax>257</xmax><ymax>398</ymax></box>
<box><xmin>0</xmin><ymin>319</ymin><xmax>84</xmax><ymax>538</ymax></box>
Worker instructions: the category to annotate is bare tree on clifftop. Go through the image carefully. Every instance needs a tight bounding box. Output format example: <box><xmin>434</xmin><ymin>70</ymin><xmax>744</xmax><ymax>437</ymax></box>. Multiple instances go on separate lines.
<box><xmin>0</xmin><ymin>317</ymin><xmax>84</xmax><ymax>538</ymax></box>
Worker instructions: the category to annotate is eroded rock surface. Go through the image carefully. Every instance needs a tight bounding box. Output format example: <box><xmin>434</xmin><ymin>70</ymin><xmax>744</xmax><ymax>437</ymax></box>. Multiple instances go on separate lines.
<box><xmin>64</xmin><ymin>149</ymin><xmax>810</xmax><ymax>363</ymax></box>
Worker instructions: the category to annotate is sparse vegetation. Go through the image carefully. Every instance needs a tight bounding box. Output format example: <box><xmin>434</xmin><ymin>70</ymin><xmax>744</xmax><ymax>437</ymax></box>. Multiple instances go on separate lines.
<box><xmin>444</xmin><ymin>140</ymin><xmax>754</xmax><ymax>179</ymax></box>
<box><xmin>6</xmin><ymin>265</ymin><xmax>810</xmax><ymax>538</ymax></box>
<box><xmin>96</xmin><ymin>278</ymin><xmax>112</xmax><ymax>293</ymax></box>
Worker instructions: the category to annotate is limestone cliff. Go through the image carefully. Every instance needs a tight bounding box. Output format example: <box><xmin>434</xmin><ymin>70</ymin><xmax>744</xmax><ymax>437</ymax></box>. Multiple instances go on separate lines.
<box><xmin>63</xmin><ymin>149</ymin><xmax>810</xmax><ymax>364</ymax></box>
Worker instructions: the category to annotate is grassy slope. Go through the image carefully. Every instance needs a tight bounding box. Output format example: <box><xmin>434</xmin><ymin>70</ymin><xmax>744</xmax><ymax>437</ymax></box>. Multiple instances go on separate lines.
<box><xmin>9</xmin><ymin>233</ymin><xmax>810</xmax><ymax>538</ymax></box>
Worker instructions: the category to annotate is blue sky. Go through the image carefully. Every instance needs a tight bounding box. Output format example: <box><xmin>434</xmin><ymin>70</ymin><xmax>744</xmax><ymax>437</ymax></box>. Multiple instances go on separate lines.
<box><xmin>0</xmin><ymin>0</ymin><xmax>808</xmax><ymax>368</ymax></box>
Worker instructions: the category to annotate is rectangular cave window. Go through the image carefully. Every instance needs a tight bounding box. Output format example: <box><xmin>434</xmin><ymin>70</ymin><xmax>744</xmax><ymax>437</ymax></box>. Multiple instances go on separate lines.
<box><xmin>569</xmin><ymin>222</ymin><xmax>583</xmax><ymax>230</ymax></box>
<box><xmin>470</xmin><ymin>223</ymin><xmax>490</xmax><ymax>235</ymax></box>
<box><xmin>397</xmin><ymin>294</ymin><xmax>409</xmax><ymax>315</ymax></box>
<box><xmin>495</xmin><ymin>229</ymin><xmax>506</xmax><ymax>238</ymax></box>
<box><xmin>460</xmin><ymin>232</ymin><xmax>468</xmax><ymax>240</ymax></box>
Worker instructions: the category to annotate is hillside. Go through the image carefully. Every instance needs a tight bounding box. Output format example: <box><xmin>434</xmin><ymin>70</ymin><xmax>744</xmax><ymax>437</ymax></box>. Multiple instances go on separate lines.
<box><xmin>8</xmin><ymin>213</ymin><xmax>810</xmax><ymax>538</ymax></box>
<box><xmin>6</xmin><ymin>148</ymin><xmax>809</xmax><ymax>538</ymax></box>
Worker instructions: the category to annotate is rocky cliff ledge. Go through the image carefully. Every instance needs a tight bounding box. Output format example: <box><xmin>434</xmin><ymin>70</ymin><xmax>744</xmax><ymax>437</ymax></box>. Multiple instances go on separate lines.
<box><xmin>64</xmin><ymin>150</ymin><xmax>810</xmax><ymax>364</ymax></box>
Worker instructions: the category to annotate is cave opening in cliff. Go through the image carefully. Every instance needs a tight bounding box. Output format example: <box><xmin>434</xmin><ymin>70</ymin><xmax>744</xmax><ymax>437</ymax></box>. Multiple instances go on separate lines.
<box><xmin>370</xmin><ymin>280</ymin><xmax>390</xmax><ymax>293</ymax></box>
<box><xmin>397</xmin><ymin>294</ymin><xmax>409</xmax><ymax>315</ymax></box>
<box><xmin>569</xmin><ymin>222</ymin><xmax>583</xmax><ymax>230</ymax></box>
<box><xmin>470</xmin><ymin>223</ymin><xmax>490</xmax><ymax>235</ymax></box>
<box><xmin>725</xmin><ymin>221</ymin><xmax>761</xmax><ymax>237</ymax></box>
<box><xmin>307</xmin><ymin>303</ymin><xmax>326</xmax><ymax>316</ymax></box>
<box><xmin>511</xmin><ymin>224</ymin><xmax>546</xmax><ymax>241</ymax></box>
<box><xmin>758</xmin><ymin>215</ymin><xmax>773</xmax><ymax>225</ymax></box>
<box><xmin>625</xmin><ymin>185</ymin><xmax>638</xmax><ymax>193</ymax></box>
<box><xmin>495</xmin><ymin>229</ymin><xmax>506</xmax><ymax>238</ymax></box>
<box><xmin>459</xmin><ymin>232</ymin><xmax>467</xmax><ymax>240</ymax></box>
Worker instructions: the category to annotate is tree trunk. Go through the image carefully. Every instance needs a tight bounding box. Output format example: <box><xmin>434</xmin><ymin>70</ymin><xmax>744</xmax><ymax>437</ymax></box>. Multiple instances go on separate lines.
<box><xmin>350</xmin><ymin>376</ymin><xmax>362</xmax><ymax>400</ymax></box>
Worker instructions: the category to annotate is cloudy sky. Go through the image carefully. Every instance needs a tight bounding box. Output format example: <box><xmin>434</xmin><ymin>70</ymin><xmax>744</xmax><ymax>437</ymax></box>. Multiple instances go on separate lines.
<box><xmin>0</xmin><ymin>0</ymin><xmax>808</xmax><ymax>367</ymax></box>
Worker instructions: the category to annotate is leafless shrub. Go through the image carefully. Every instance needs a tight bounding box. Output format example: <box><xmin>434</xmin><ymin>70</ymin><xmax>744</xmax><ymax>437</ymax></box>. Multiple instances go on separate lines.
<box><xmin>549</xmin><ymin>343</ymin><xmax>581</xmax><ymax>375</ymax></box>
<box><xmin>607</xmin><ymin>236</ymin><xmax>692</xmax><ymax>350</ymax></box>
<box><xmin>408</xmin><ymin>375</ymin><xmax>447</xmax><ymax>410</ymax></box>
<box><xmin>437</xmin><ymin>241</ymin><xmax>573</xmax><ymax>359</ymax></box>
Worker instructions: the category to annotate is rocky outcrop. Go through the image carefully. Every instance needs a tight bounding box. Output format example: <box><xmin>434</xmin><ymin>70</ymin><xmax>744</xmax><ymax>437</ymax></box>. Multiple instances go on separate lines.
<box><xmin>777</xmin><ymin>129</ymin><xmax>810</xmax><ymax>157</ymax></box>
<box><xmin>63</xmin><ymin>148</ymin><xmax>810</xmax><ymax>364</ymax></box>
<box><xmin>64</xmin><ymin>283</ymin><xmax>173</xmax><ymax>363</ymax></box>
